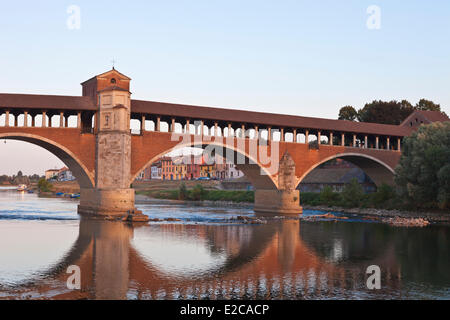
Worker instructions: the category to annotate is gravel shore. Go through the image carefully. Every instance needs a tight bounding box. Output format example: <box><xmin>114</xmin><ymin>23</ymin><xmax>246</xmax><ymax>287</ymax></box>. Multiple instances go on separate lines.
<box><xmin>136</xmin><ymin>195</ymin><xmax>449</xmax><ymax>224</ymax></box>
<box><xmin>302</xmin><ymin>205</ymin><xmax>450</xmax><ymax>223</ymax></box>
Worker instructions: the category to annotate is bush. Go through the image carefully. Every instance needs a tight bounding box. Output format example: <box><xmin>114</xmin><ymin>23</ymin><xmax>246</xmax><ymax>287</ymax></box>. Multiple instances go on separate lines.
<box><xmin>300</xmin><ymin>192</ymin><xmax>321</xmax><ymax>205</ymax></box>
<box><xmin>38</xmin><ymin>178</ymin><xmax>53</xmax><ymax>192</ymax></box>
<box><xmin>178</xmin><ymin>183</ymin><xmax>188</xmax><ymax>200</ymax></box>
<box><xmin>319</xmin><ymin>186</ymin><xmax>340</xmax><ymax>205</ymax></box>
<box><xmin>190</xmin><ymin>184</ymin><xmax>207</xmax><ymax>201</ymax></box>
<box><xmin>207</xmin><ymin>190</ymin><xmax>254</xmax><ymax>203</ymax></box>
<box><xmin>341</xmin><ymin>178</ymin><xmax>364</xmax><ymax>207</ymax></box>
<box><xmin>371</xmin><ymin>183</ymin><xmax>396</xmax><ymax>207</ymax></box>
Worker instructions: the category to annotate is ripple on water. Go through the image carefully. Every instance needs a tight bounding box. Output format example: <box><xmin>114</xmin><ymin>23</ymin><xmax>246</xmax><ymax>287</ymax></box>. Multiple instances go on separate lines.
<box><xmin>0</xmin><ymin>189</ymin><xmax>78</xmax><ymax>221</ymax></box>
<box><xmin>137</xmin><ymin>201</ymin><xmax>255</xmax><ymax>224</ymax></box>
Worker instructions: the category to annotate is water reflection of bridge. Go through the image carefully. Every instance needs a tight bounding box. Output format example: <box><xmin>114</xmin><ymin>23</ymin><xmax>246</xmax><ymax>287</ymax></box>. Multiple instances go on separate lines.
<box><xmin>9</xmin><ymin>220</ymin><xmax>402</xmax><ymax>299</ymax></box>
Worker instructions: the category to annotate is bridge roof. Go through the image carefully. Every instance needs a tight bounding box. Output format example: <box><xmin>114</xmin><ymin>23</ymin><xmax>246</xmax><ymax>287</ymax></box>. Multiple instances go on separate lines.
<box><xmin>131</xmin><ymin>99</ymin><xmax>413</xmax><ymax>136</ymax></box>
<box><xmin>0</xmin><ymin>93</ymin><xmax>414</xmax><ymax>136</ymax></box>
<box><xmin>0</xmin><ymin>93</ymin><xmax>96</xmax><ymax>112</ymax></box>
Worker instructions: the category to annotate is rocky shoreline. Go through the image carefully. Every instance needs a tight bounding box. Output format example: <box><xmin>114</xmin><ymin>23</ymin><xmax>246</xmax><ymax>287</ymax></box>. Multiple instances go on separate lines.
<box><xmin>301</xmin><ymin>212</ymin><xmax>433</xmax><ymax>227</ymax></box>
<box><xmin>302</xmin><ymin>205</ymin><xmax>450</xmax><ymax>224</ymax></box>
<box><xmin>137</xmin><ymin>194</ymin><xmax>449</xmax><ymax>226</ymax></box>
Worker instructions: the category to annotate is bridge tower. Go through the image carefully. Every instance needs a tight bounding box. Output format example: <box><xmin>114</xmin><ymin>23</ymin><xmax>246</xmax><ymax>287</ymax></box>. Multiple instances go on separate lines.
<box><xmin>78</xmin><ymin>69</ymin><xmax>140</xmax><ymax>219</ymax></box>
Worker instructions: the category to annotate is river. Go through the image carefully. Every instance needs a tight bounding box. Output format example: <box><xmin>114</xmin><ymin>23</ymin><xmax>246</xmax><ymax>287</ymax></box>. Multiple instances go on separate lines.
<box><xmin>0</xmin><ymin>187</ymin><xmax>448</xmax><ymax>300</ymax></box>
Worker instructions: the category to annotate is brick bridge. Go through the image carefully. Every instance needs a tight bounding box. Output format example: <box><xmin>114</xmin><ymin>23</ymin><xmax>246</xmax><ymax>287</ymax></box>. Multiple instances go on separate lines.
<box><xmin>1</xmin><ymin>69</ymin><xmax>447</xmax><ymax>217</ymax></box>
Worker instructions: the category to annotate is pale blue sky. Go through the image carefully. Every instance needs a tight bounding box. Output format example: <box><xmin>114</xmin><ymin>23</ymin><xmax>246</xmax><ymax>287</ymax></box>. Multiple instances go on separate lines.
<box><xmin>1</xmin><ymin>1</ymin><xmax>449</xmax><ymax>175</ymax></box>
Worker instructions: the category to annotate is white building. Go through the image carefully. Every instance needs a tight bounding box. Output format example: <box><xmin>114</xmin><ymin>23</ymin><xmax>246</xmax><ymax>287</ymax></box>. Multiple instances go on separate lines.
<box><xmin>227</xmin><ymin>165</ymin><xmax>242</xmax><ymax>179</ymax></box>
<box><xmin>57</xmin><ymin>167</ymin><xmax>75</xmax><ymax>181</ymax></box>
<box><xmin>45</xmin><ymin>169</ymin><xmax>59</xmax><ymax>180</ymax></box>
<box><xmin>151</xmin><ymin>164</ymin><xmax>161</xmax><ymax>180</ymax></box>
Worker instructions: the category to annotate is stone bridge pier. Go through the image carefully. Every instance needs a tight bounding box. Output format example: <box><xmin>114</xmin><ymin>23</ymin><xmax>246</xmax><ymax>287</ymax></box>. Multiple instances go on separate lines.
<box><xmin>250</xmin><ymin>153</ymin><xmax>302</xmax><ymax>215</ymax></box>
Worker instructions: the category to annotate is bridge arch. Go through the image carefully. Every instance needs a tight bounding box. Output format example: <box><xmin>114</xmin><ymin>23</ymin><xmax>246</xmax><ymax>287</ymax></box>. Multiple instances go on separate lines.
<box><xmin>130</xmin><ymin>139</ymin><xmax>278</xmax><ymax>190</ymax></box>
<box><xmin>296</xmin><ymin>152</ymin><xmax>396</xmax><ymax>188</ymax></box>
<box><xmin>0</xmin><ymin>133</ymin><xmax>95</xmax><ymax>188</ymax></box>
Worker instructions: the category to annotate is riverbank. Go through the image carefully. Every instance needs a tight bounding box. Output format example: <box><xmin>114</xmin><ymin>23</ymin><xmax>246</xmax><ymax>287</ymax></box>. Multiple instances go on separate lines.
<box><xmin>46</xmin><ymin>181</ymin><xmax>80</xmax><ymax>194</ymax></box>
<box><xmin>135</xmin><ymin>194</ymin><xmax>254</xmax><ymax>208</ymax></box>
<box><xmin>302</xmin><ymin>205</ymin><xmax>450</xmax><ymax>223</ymax></box>
<box><xmin>136</xmin><ymin>186</ymin><xmax>254</xmax><ymax>203</ymax></box>
<box><xmin>136</xmin><ymin>192</ymin><xmax>449</xmax><ymax>225</ymax></box>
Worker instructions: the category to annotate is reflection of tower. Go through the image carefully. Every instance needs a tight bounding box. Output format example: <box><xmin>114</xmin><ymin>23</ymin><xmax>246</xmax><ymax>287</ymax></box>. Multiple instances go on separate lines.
<box><xmin>78</xmin><ymin>219</ymin><xmax>133</xmax><ymax>299</ymax></box>
<box><xmin>277</xmin><ymin>220</ymin><xmax>299</xmax><ymax>272</ymax></box>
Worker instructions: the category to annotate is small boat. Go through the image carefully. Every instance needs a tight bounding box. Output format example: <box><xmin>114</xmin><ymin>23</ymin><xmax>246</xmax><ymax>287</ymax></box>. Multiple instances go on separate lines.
<box><xmin>16</xmin><ymin>184</ymin><xmax>27</xmax><ymax>191</ymax></box>
<box><xmin>27</xmin><ymin>190</ymin><xmax>34</xmax><ymax>194</ymax></box>
<box><xmin>70</xmin><ymin>193</ymin><xmax>80</xmax><ymax>199</ymax></box>
<box><xmin>55</xmin><ymin>192</ymin><xmax>64</xmax><ymax>196</ymax></box>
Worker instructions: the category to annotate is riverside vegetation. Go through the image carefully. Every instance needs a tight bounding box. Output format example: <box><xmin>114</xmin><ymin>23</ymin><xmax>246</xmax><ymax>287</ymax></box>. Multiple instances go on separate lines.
<box><xmin>37</xmin><ymin>178</ymin><xmax>53</xmax><ymax>193</ymax></box>
<box><xmin>137</xmin><ymin>179</ymin><xmax>402</xmax><ymax>210</ymax></box>
<box><xmin>137</xmin><ymin>183</ymin><xmax>254</xmax><ymax>203</ymax></box>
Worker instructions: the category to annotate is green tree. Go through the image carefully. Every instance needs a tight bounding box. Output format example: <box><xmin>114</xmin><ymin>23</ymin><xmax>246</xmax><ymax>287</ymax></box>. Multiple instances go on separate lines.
<box><xmin>178</xmin><ymin>182</ymin><xmax>188</xmax><ymax>200</ymax></box>
<box><xmin>319</xmin><ymin>186</ymin><xmax>339</xmax><ymax>204</ymax></box>
<box><xmin>357</xmin><ymin>100</ymin><xmax>413</xmax><ymax>125</ymax></box>
<box><xmin>415</xmin><ymin>99</ymin><xmax>441</xmax><ymax>111</ymax></box>
<box><xmin>371</xmin><ymin>183</ymin><xmax>396</xmax><ymax>206</ymax></box>
<box><xmin>29</xmin><ymin>174</ymin><xmax>41</xmax><ymax>181</ymax></box>
<box><xmin>37</xmin><ymin>178</ymin><xmax>53</xmax><ymax>192</ymax></box>
<box><xmin>338</xmin><ymin>106</ymin><xmax>358</xmax><ymax>121</ymax></box>
<box><xmin>191</xmin><ymin>184</ymin><xmax>207</xmax><ymax>201</ymax></box>
<box><xmin>395</xmin><ymin>122</ymin><xmax>450</xmax><ymax>209</ymax></box>
<box><xmin>341</xmin><ymin>178</ymin><xmax>364</xmax><ymax>207</ymax></box>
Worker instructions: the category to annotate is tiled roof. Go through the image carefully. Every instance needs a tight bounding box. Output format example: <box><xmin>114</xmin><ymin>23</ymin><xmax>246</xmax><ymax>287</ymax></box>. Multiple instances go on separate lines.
<box><xmin>0</xmin><ymin>93</ymin><xmax>419</xmax><ymax>136</ymax></box>
<box><xmin>131</xmin><ymin>99</ymin><xmax>412</xmax><ymax>136</ymax></box>
<box><xmin>401</xmin><ymin>110</ymin><xmax>449</xmax><ymax>126</ymax></box>
<box><xmin>415</xmin><ymin>110</ymin><xmax>449</xmax><ymax>122</ymax></box>
<box><xmin>0</xmin><ymin>93</ymin><xmax>96</xmax><ymax>111</ymax></box>
<box><xmin>80</xmin><ymin>68</ymin><xmax>131</xmax><ymax>85</ymax></box>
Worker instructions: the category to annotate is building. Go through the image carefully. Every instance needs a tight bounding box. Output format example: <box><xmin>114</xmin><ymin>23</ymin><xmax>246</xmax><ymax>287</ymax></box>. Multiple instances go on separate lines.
<box><xmin>144</xmin><ymin>153</ymin><xmax>244</xmax><ymax>181</ymax></box>
<box><xmin>45</xmin><ymin>169</ymin><xmax>59</xmax><ymax>180</ymax></box>
<box><xmin>185</xmin><ymin>155</ymin><xmax>201</xmax><ymax>180</ymax></box>
<box><xmin>227</xmin><ymin>165</ymin><xmax>242</xmax><ymax>179</ymax></box>
<box><xmin>136</xmin><ymin>166</ymin><xmax>151</xmax><ymax>181</ymax></box>
<box><xmin>213</xmin><ymin>155</ymin><xmax>243</xmax><ymax>180</ymax></box>
<box><xmin>401</xmin><ymin>110</ymin><xmax>450</xmax><ymax>130</ymax></box>
<box><xmin>151</xmin><ymin>161</ymin><xmax>162</xmax><ymax>180</ymax></box>
<box><xmin>161</xmin><ymin>156</ymin><xmax>184</xmax><ymax>180</ymax></box>
<box><xmin>45</xmin><ymin>167</ymin><xmax>76</xmax><ymax>182</ymax></box>
<box><xmin>298</xmin><ymin>160</ymin><xmax>376</xmax><ymax>193</ymax></box>
<box><xmin>199</xmin><ymin>161</ymin><xmax>215</xmax><ymax>178</ymax></box>
<box><xmin>57</xmin><ymin>167</ymin><xmax>75</xmax><ymax>182</ymax></box>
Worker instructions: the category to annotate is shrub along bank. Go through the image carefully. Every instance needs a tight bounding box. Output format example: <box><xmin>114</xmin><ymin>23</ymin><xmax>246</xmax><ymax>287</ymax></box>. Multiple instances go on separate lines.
<box><xmin>137</xmin><ymin>183</ymin><xmax>254</xmax><ymax>203</ymax></box>
<box><xmin>137</xmin><ymin>178</ymin><xmax>445</xmax><ymax>212</ymax></box>
<box><xmin>301</xmin><ymin>179</ymin><xmax>402</xmax><ymax>210</ymax></box>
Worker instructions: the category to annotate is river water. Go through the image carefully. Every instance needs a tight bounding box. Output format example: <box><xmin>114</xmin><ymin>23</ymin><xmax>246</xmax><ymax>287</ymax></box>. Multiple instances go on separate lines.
<box><xmin>0</xmin><ymin>187</ymin><xmax>448</xmax><ymax>300</ymax></box>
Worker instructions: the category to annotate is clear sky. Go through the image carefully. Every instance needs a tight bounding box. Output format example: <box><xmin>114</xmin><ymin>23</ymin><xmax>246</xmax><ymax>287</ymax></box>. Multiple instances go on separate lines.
<box><xmin>0</xmin><ymin>0</ymin><xmax>449</xmax><ymax>175</ymax></box>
